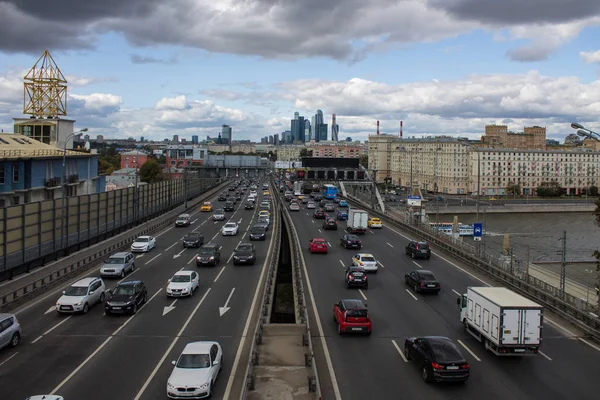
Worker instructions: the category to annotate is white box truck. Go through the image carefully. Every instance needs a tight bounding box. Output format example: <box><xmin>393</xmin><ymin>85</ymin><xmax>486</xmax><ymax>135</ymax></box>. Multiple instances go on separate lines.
<box><xmin>346</xmin><ymin>209</ymin><xmax>368</xmax><ymax>234</ymax></box>
<box><xmin>457</xmin><ymin>287</ymin><xmax>543</xmax><ymax>356</ymax></box>
<box><xmin>293</xmin><ymin>181</ymin><xmax>302</xmax><ymax>196</ymax></box>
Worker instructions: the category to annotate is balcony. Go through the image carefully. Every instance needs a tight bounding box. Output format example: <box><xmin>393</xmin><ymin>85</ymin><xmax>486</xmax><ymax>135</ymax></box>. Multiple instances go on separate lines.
<box><xmin>45</xmin><ymin>177</ymin><xmax>61</xmax><ymax>188</ymax></box>
<box><xmin>68</xmin><ymin>174</ymin><xmax>79</xmax><ymax>184</ymax></box>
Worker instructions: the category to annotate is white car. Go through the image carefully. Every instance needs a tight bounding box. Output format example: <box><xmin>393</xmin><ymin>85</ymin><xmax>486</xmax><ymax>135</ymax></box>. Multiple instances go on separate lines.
<box><xmin>213</xmin><ymin>209</ymin><xmax>226</xmax><ymax>221</ymax></box>
<box><xmin>352</xmin><ymin>253</ymin><xmax>379</xmax><ymax>273</ymax></box>
<box><xmin>306</xmin><ymin>202</ymin><xmax>316</xmax><ymax>209</ymax></box>
<box><xmin>289</xmin><ymin>202</ymin><xmax>300</xmax><ymax>211</ymax></box>
<box><xmin>221</xmin><ymin>222</ymin><xmax>239</xmax><ymax>236</ymax></box>
<box><xmin>167</xmin><ymin>341</ymin><xmax>223</xmax><ymax>399</ymax></box>
<box><xmin>56</xmin><ymin>277</ymin><xmax>106</xmax><ymax>314</ymax></box>
<box><xmin>131</xmin><ymin>235</ymin><xmax>156</xmax><ymax>252</ymax></box>
<box><xmin>166</xmin><ymin>270</ymin><xmax>200</xmax><ymax>297</ymax></box>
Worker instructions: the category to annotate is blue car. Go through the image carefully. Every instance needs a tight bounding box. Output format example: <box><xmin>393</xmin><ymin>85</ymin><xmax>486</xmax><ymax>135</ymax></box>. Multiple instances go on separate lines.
<box><xmin>339</xmin><ymin>200</ymin><xmax>348</xmax><ymax>207</ymax></box>
<box><xmin>337</xmin><ymin>210</ymin><xmax>348</xmax><ymax>220</ymax></box>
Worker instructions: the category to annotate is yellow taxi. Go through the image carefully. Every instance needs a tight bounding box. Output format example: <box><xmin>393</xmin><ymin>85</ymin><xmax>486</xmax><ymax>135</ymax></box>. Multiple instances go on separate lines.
<box><xmin>297</xmin><ymin>195</ymin><xmax>305</xmax><ymax>201</ymax></box>
<box><xmin>263</xmin><ymin>190</ymin><xmax>270</xmax><ymax>196</ymax></box>
<box><xmin>258</xmin><ymin>210</ymin><xmax>270</xmax><ymax>218</ymax></box>
<box><xmin>367</xmin><ymin>217</ymin><xmax>383</xmax><ymax>228</ymax></box>
<box><xmin>200</xmin><ymin>202</ymin><xmax>213</xmax><ymax>212</ymax></box>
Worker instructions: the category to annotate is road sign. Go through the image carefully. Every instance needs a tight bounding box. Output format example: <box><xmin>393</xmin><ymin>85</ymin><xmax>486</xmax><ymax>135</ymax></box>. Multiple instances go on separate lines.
<box><xmin>473</xmin><ymin>222</ymin><xmax>483</xmax><ymax>241</ymax></box>
<box><xmin>407</xmin><ymin>195</ymin><xmax>421</xmax><ymax>207</ymax></box>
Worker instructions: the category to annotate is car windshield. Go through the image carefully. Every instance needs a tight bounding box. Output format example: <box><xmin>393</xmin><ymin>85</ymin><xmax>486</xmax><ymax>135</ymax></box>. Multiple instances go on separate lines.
<box><xmin>429</xmin><ymin>341</ymin><xmax>462</xmax><ymax>361</ymax></box>
<box><xmin>314</xmin><ymin>241</ymin><xmax>325</xmax><ymax>245</ymax></box>
<box><xmin>64</xmin><ymin>286</ymin><xmax>88</xmax><ymax>296</ymax></box>
<box><xmin>185</xmin><ymin>234</ymin><xmax>199</xmax><ymax>239</ymax></box>
<box><xmin>172</xmin><ymin>275</ymin><xmax>191</xmax><ymax>283</ymax></box>
<box><xmin>251</xmin><ymin>227</ymin><xmax>265</xmax><ymax>233</ymax></box>
<box><xmin>361</xmin><ymin>256</ymin><xmax>375</xmax><ymax>262</ymax></box>
<box><xmin>225</xmin><ymin>223</ymin><xmax>237</xmax><ymax>228</ymax></box>
<box><xmin>113</xmin><ymin>285</ymin><xmax>135</xmax><ymax>296</ymax></box>
<box><xmin>237</xmin><ymin>244</ymin><xmax>253</xmax><ymax>252</ymax></box>
<box><xmin>135</xmin><ymin>237</ymin><xmax>149</xmax><ymax>242</ymax></box>
<box><xmin>347</xmin><ymin>235</ymin><xmax>359</xmax><ymax>241</ymax></box>
<box><xmin>105</xmin><ymin>257</ymin><xmax>125</xmax><ymax>264</ymax></box>
<box><xmin>198</xmin><ymin>247</ymin><xmax>215</xmax><ymax>255</ymax></box>
<box><xmin>215</xmin><ymin>209</ymin><xmax>224</xmax><ymax>214</ymax></box>
<box><xmin>176</xmin><ymin>353</ymin><xmax>211</xmax><ymax>369</ymax></box>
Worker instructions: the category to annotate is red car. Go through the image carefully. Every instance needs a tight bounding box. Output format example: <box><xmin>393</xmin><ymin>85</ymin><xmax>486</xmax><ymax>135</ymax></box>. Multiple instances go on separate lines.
<box><xmin>333</xmin><ymin>299</ymin><xmax>371</xmax><ymax>335</ymax></box>
<box><xmin>308</xmin><ymin>238</ymin><xmax>328</xmax><ymax>253</ymax></box>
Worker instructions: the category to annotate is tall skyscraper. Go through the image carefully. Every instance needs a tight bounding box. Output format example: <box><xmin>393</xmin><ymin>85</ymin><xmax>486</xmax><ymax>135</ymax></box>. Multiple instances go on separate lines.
<box><xmin>191</xmin><ymin>135</ymin><xmax>199</xmax><ymax>144</ymax></box>
<box><xmin>283</xmin><ymin>130</ymin><xmax>292</xmax><ymax>144</ymax></box>
<box><xmin>274</xmin><ymin>133</ymin><xmax>279</xmax><ymax>145</ymax></box>
<box><xmin>331</xmin><ymin>114</ymin><xmax>339</xmax><ymax>142</ymax></box>
<box><xmin>310</xmin><ymin>116</ymin><xmax>316</xmax><ymax>141</ymax></box>
<box><xmin>294</xmin><ymin>112</ymin><xmax>299</xmax><ymax>120</ymax></box>
<box><xmin>313</xmin><ymin>110</ymin><xmax>324</xmax><ymax>142</ymax></box>
<box><xmin>304</xmin><ymin>119</ymin><xmax>311</xmax><ymax>142</ymax></box>
<box><xmin>268</xmin><ymin>135</ymin><xmax>274</xmax><ymax>144</ymax></box>
<box><xmin>221</xmin><ymin>124</ymin><xmax>232</xmax><ymax>144</ymax></box>
<box><xmin>291</xmin><ymin>119</ymin><xmax>299</xmax><ymax>142</ymax></box>
<box><xmin>172</xmin><ymin>134</ymin><xmax>179</xmax><ymax>143</ymax></box>
<box><xmin>319</xmin><ymin>123</ymin><xmax>328</xmax><ymax>141</ymax></box>
<box><xmin>291</xmin><ymin>112</ymin><xmax>306</xmax><ymax>142</ymax></box>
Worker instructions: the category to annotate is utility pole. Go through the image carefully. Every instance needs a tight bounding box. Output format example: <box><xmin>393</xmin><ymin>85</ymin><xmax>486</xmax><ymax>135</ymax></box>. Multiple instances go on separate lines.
<box><xmin>560</xmin><ymin>231</ymin><xmax>567</xmax><ymax>297</ymax></box>
<box><xmin>526</xmin><ymin>246</ymin><xmax>531</xmax><ymax>280</ymax></box>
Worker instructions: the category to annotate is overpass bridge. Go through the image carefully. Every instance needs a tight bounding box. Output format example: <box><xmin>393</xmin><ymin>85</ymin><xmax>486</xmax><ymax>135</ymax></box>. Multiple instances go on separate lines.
<box><xmin>1</xmin><ymin>178</ymin><xmax>599</xmax><ymax>400</ymax></box>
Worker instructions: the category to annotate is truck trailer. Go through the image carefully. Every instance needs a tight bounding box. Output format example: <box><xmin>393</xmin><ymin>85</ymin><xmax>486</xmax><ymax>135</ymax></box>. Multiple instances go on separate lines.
<box><xmin>457</xmin><ymin>287</ymin><xmax>543</xmax><ymax>356</ymax></box>
<box><xmin>346</xmin><ymin>209</ymin><xmax>368</xmax><ymax>234</ymax></box>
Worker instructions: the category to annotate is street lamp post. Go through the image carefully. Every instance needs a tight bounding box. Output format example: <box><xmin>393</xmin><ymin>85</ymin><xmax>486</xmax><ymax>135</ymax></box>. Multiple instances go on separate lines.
<box><xmin>60</xmin><ymin>128</ymin><xmax>88</xmax><ymax>250</ymax></box>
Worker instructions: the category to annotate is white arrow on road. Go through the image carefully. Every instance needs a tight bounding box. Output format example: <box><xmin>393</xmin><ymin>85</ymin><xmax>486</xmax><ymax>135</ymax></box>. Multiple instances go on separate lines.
<box><xmin>44</xmin><ymin>306</ymin><xmax>55</xmax><ymax>315</ymax></box>
<box><xmin>163</xmin><ymin>299</ymin><xmax>178</xmax><ymax>316</ymax></box>
<box><xmin>219</xmin><ymin>287</ymin><xmax>236</xmax><ymax>317</ymax></box>
<box><xmin>173</xmin><ymin>248</ymin><xmax>186</xmax><ymax>259</ymax></box>
<box><xmin>136</xmin><ymin>254</ymin><xmax>145</xmax><ymax>259</ymax></box>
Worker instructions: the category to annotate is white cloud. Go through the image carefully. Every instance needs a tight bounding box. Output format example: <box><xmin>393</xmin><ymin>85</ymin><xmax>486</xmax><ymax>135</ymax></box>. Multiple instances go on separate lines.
<box><xmin>580</xmin><ymin>49</ymin><xmax>600</xmax><ymax>64</ymax></box>
<box><xmin>155</xmin><ymin>95</ymin><xmax>189</xmax><ymax>111</ymax></box>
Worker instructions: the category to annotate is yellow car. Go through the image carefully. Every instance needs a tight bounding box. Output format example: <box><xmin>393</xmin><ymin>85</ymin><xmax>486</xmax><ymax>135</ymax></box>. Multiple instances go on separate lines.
<box><xmin>258</xmin><ymin>210</ymin><xmax>270</xmax><ymax>218</ymax></box>
<box><xmin>263</xmin><ymin>190</ymin><xmax>270</xmax><ymax>196</ymax></box>
<box><xmin>367</xmin><ymin>217</ymin><xmax>383</xmax><ymax>228</ymax></box>
<box><xmin>200</xmin><ymin>202</ymin><xmax>212</xmax><ymax>212</ymax></box>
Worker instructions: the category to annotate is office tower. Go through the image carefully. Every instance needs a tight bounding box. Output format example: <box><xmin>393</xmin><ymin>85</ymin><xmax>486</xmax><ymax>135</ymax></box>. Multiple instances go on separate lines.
<box><xmin>269</xmin><ymin>135</ymin><xmax>274</xmax><ymax>144</ymax></box>
<box><xmin>274</xmin><ymin>133</ymin><xmax>279</xmax><ymax>145</ymax></box>
<box><xmin>310</xmin><ymin>116</ymin><xmax>316</xmax><ymax>141</ymax></box>
<box><xmin>140</xmin><ymin>136</ymin><xmax>144</xmax><ymax>142</ymax></box>
<box><xmin>191</xmin><ymin>135</ymin><xmax>199</xmax><ymax>144</ymax></box>
<box><xmin>291</xmin><ymin>119</ymin><xmax>299</xmax><ymax>143</ymax></box>
<box><xmin>297</xmin><ymin>115</ymin><xmax>305</xmax><ymax>142</ymax></box>
<box><xmin>283</xmin><ymin>130</ymin><xmax>292</xmax><ymax>144</ymax></box>
<box><xmin>331</xmin><ymin>114</ymin><xmax>339</xmax><ymax>142</ymax></box>
<box><xmin>304</xmin><ymin>119</ymin><xmax>311</xmax><ymax>142</ymax></box>
<box><xmin>221</xmin><ymin>124</ymin><xmax>232</xmax><ymax>144</ymax></box>
<box><xmin>294</xmin><ymin>112</ymin><xmax>299</xmax><ymax>120</ymax></box>
<box><xmin>313</xmin><ymin>110</ymin><xmax>324</xmax><ymax>142</ymax></box>
<box><xmin>319</xmin><ymin>124</ymin><xmax>328</xmax><ymax>141</ymax></box>
<box><xmin>173</xmin><ymin>134</ymin><xmax>179</xmax><ymax>143</ymax></box>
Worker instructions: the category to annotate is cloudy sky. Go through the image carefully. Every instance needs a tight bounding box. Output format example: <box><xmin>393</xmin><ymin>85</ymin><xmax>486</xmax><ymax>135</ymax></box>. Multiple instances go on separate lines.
<box><xmin>1</xmin><ymin>0</ymin><xmax>600</xmax><ymax>143</ymax></box>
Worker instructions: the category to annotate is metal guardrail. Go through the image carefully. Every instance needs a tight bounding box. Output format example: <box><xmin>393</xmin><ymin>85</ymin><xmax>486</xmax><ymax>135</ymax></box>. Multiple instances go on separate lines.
<box><xmin>345</xmin><ymin>194</ymin><xmax>600</xmax><ymax>341</ymax></box>
<box><xmin>281</xmin><ymin>200</ymin><xmax>322</xmax><ymax>397</ymax></box>
<box><xmin>240</xmin><ymin>181</ymin><xmax>282</xmax><ymax>398</ymax></box>
<box><xmin>0</xmin><ymin>180</ymin><xmax>229</xmax><ymax>311</ymax></box>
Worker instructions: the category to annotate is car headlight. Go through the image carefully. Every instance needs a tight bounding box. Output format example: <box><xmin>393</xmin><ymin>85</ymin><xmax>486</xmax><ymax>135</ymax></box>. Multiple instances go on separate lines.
<box><xmin>233</xmin><ymin>256</ymin><xmax>239</xmax><ymax>260</ymax></box>
<box><xmin>167</xmin><ymin>382</ymin><xmax>175</xmax><ymax>389</ymax></box>
<box><xmin>75</xmin><ymin>302</ymin><xmax>82</xmax><ymax>306</ymax></box>
<box><xmin>199</xmin><ymin>382</ymin><xmax>209</xmax><ymax>390</ymax></box>
<box><xmin>209</xmin><ymin>256</ymin><xmax>215</xmax><ymax>260</ymax></box>
<box><xmin>181</xmin><ymin>288</ymin><xmax>189</xmax><ymax>292</ymax></box>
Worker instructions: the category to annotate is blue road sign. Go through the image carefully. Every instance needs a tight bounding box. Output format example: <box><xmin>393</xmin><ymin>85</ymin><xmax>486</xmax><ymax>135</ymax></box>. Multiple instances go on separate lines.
<box><xmin>407</xmin><ymin>195</ymin><xmax>421</xmax><ymax>200</ymax></box>
<box><xmin>473</xmin><ymin>223</ymin><xmax>483</xmax><ymax>238</ymax></box>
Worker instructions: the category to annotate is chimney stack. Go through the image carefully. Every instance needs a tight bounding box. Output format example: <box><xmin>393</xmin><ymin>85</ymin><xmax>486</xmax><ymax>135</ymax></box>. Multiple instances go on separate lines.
<box><xmin>376</xmin><ymin>120</ymin><xmax>380</xmax><ymax>135</ymax></box>
<box><xmin>400</xmin><ymin>121</ymin><xmax>403</xmax><ymax>138</ymax></box>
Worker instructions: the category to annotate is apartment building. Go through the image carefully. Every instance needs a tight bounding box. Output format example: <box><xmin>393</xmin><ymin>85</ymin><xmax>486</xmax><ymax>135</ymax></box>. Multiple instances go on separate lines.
<box><xmin>277</xmin><ymin>145</ymin><xmax>304</xmax><ymax>162</ymax></box>
<box><xmin>368</xmin><ymin>134</ymin><xmax>600</xmax><ymax>195</ymax></box>
<box><xmin>482</xmin><ymin>125</ymin><xmax>546</xmax><ymax>150</ymax></box>
<box><xmin>308</xmin><ymin>141</ymin><xmax>364</xmax><ymax>158</ymax></box>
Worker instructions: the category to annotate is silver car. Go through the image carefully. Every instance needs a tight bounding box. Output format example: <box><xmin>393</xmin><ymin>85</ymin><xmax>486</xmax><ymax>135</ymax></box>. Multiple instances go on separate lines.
<box><xmin>56</xmin><ymin>277</ymin><xmax>106</xmax><ymax>314</ymax></box>
<box><xmin>100</xmin><ymin>252</ymin><xmax>135</xmax><ymax>278</ymax></box>
<box><xmin>0</xmin><ymin>313</ymin><xmax>21</xmax><ymax>349</ymax></box>
<box><xmin>213</xmin><ymin>208</ymin><xmax>226</xmax><ymax>221</ymax></box>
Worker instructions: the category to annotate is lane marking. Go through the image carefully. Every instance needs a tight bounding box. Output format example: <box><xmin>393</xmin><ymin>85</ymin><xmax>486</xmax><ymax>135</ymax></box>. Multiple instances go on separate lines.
<box><xmin>145</xmin><ymin>253</ymin><xmax>162</xmax><ymax>265</ymax></box>
<box><xmin>412</xmin><ymin>261</ymin><xmax>422</xmax><ymax>269</ymax></box>
<box><xmin>391</xmin><ymin>340</ymin><xmax>408</xmax><ymax>362</ymax></box>
<box><xmin>118</xmin><ymin>269</ymin><xmax>138</xmax><ymax>283</ymax></box>
<box><xmin>227</xmin><ymin>252</ymin><xmax>235</xmax><ymax>264</ymax></box>
<box><xmin>187</xmin><ymin>255</ymin><xmax>196</xmax><ymax>265</ymax></box>
<box><xmin>377</xmin><ymin>261</ymin><xmax>385</xmax><ymax>268</ymax></box>
<box><xmin>386</xmin><ymin>242</ymin><xmax>394</xmax><ymax>248</ymax></box>
<box><xmin>0</xmin><ymin>352</ymin><xmax>19</xmax><ymax>367</ymax></box>
<box><xmin>405</xmin><ymin>289</ymin><xmax>418</xmax><ymax>301</ymax></box>
<box><xmin>452</xmin><ymin>289</ymin><xmax>462</xmax><ymax>297</ymax></box>
<box><xmin>311</xmin><ymin>220</ymin><xmax>314</xmax><ymax>223</ymax></box>
<box><xmin>368</xmin><ymin>230</ymin><xmax>375</xmax><ymax>235</ymax></box>
<box><xmin>155</xmin><ymin>226</ymin><xmax>173</xmax><ymax>238</ymax></box>
<box><xmin>212</xmin><ymin>232</ymin><xmax>219</xmax><ymax>241</ymax></box>
<box><xmin>136</xmin><ymin>254</ymin><xmax>145</xmax><ymax>259</ymax></box>
<box><xmin>539</xmin><ymin>350</ymin><xmax>553</xmax><ymax>361</ymax></box>
<box><xmin>242</xmin><ymin>232</ymin><xmax>246</xmax><ymax>240</ymax></box>
<box><xmin>165</xmin><ymin>242</ymin><xmax>178</xmax><ymax>252</ymax></box>
<box><xmin>358</xmin><ymin>289</ymin><xmax>368</xmax><ymax>300</ymax></box>
<box><xmin>339</xmin><ymin>260</ymin><xmax>345</xmax><ymax>267</ymax></box>
<box><xmin>50</xmin><ymin>288</ymin><xmax>163</xmax><ymax>395</ymax></box>
<box><xmin>32</xmin><ymin>315</ymin><xmax>72</xmax><ymax>343</ymax></box>
<box><xmin>191</xmin><ymin>218</ymin><xmax>198</xmax><ymax>224</ymax></box>
<box><xmin>214</xmin><ymin>266</ymin><xmax>226</xmax><ymax>283</ymax></box>
<box><xmin>327</xmin><ymin>242</ymin><xmax>332</xmax><ymax>247</ymax></box>
<box><xmin>134</xmin><ymin>288</ymin><xmax>212</xmax><ymax>400</ymax></box>
<box><xmin>457</xmin><ymin>339</ymin><xmax>481</xmax><ymax>361</ymax></box>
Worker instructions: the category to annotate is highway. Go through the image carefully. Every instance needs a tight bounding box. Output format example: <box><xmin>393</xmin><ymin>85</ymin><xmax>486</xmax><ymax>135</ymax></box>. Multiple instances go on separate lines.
<box><xmin>287</xmin><ymin>198</ymin><xmax>600</xmax><ymax>400</ymax></box>
<box><xmin>0</xmin><ymin>187</ymin><xmax>275</xmax><ymax>400</ymax></box>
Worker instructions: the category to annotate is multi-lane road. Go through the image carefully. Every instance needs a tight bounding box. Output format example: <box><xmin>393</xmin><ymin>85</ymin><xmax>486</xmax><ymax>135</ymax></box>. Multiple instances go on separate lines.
<box><xmin>287</xmin><ymin>198</ymin><xmax>600</xmax><ymax>400</ymax></box>
<box><xmin>0</xmin><ymin>189</ymin><xmax>275</xmax><ymax>399</ymax></box>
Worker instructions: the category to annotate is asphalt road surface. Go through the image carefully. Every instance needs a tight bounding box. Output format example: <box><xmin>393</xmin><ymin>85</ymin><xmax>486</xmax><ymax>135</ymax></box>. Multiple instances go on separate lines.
<box><xmin>286</xmin><ymin>198</ymin><xmax>600</xmax><ymax>400</ymax></box>
<box><xmin>0</xmin><ymin>189</ymin><xmax>275</xmax><ymax>400</ymax></box>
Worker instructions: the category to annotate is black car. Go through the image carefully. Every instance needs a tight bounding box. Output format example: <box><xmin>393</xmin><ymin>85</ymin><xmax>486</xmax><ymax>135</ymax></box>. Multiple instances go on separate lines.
<box><xmin>405</xmin><ymin>241</ymin><xmax>431</xmax><ymax>259</ymax></box>
<box><xmin>249</xmin><ymin>225</ymin><xmax>267</xmax><ymax>240</ymax></box>
<box><xmin>257</xmin><ymin>217</ymin><xmax>270</xmax><ymax>230</ymax></box>
<box><xmin>323</xmin><ymin>217</ymin><xmax>338</xmax><ymax>230</ymax></box>
<box><xmin>404</xmin><ymin>336</ymin><xmax>470</xmax><ymax>383</ymax></box>
<box><xmin>341</xmin><ymin>234</ymin><xmax>362</xmax><ymax>249</ymax></box>
<box><xmin>405</xmin><ymin>270</ymin><xmax>440</xmax><ymax>293</ymax></box>
<box><xmin>105</xmin><ymin>280</ymin><xmax>147</xmax><ymax>315</ymax></box>
<box><xmin>245</xmin><ymin>202</ymin><xmax>255</xmax><ymax>210</ymax></box>
<box><xmin>218</xmin><ymin>194</ymin><xmax>227</xmax><ymax>201</ymax></box>
<box><xmin>233</xmin><ymin>243</ymin><xmax>257</xmax><ymax>265</ymax></box>
<box><xmin>344</xmin><ymin>266</ymin><xmax>368</xmax><ymax>289</ymax></box>
<box><xmin>224</xmin><ymin>201</ymin><xmax>235</xmax><ymax>212</ymax></box>
<box><xmin>196</xmin><ymin>243</ymin><xmax>221</xmax><ymax>266</ymax></box>
<box><xmin>183</xmin><ymin>232</ymin><xmax>204</xmax><ymax>248</ymax></box>
<box><xmin>313</xmin><ymin>209</ymin><xmax>326</xmax><ymax>219</ymax></box>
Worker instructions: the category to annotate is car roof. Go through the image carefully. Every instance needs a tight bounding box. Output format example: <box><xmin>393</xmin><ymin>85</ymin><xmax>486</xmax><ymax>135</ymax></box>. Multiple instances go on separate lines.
<box><xmin>72</xmin><ymin>277</ymin><xmax>100</xmax><ymax>287</ymax></box>
<box><xmin>356</xmin><ymin>253</ymin><xmax>373</xmax><ymax>258</ymax></box>
<box><xmin>203</xmin><ymin>242</ymin><xmax>219</xmax><ymax>248</ymax></box>
<box><xmin>116</xmin><ymin>280</ymin><xmax>141</xmax><ymax>287</ymax></box>
<box><xmin>423</xmin><ymin>336</ymin><xmax>454</xmax><ymax>344</ymax></box>
<box><xmin>0</xmin><ymin>313</ymin><xmax>16</xmax><ymax>320</ymax></box>
<box><xmin>185</xmin><ymin>232</ymin><xmax>200</xmax><ymax>235</ymax></box>
<box><xmin>136</xmin><ymin>236</ymin><xmax>151</xmax><ymax>240</ymax></box>
<box><xmin>348</xmin><ymin>266</ymin><xmax>365</xmax><ymax>271</ymax></box>
<box><xmin>251</xmin><ymin>224</ymin><xmax>266</xmax><ymax>229</ymax></box>
<box><xmin>110</xmin><ymin>252</ymin><xmax>130</xmax><ymax>258</ymax></box>
<box><xmin>182</xmin><ymin>341</ymin><xmax>219</xmax><ymax>354</ymax></box>
<box><xmin>174</xmin><ymin>270</ymin><xmax>194</xmax><ymax>276</ymax></box>
<box><xmin>341</xmin><ymin>299</ymin><xmax>366</xmax><ymax>309</ymax></box>
<box><xmin>312</xmin><ymin>237</ymin><xmax>326</xmax><ymax>241</ymax></box>
<box><xmin>179</xmin><ymin>213</ymin><xmax>191</xmax><ymax>217</ymax></box>
<box><xmin>225</xmin><ymin>222</ymin><xmax>237</xmax><ymax>225</ymax></box>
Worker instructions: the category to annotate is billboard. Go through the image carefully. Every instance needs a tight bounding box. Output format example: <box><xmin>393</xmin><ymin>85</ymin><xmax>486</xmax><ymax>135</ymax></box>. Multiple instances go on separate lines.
<box><xmin>275</xmin><ymin>161</ymin><xmax>303</xmax><ymax>169</ymax></box>
<box><xmin>301</xmin><ymin>157</ymin><xmax>360</xmax><ymax>169</ymax></box>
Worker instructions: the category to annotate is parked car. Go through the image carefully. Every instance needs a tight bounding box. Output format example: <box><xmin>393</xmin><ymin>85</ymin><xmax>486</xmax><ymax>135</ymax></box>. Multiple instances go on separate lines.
<box><xmin>336</xmin><ymin>210</ymin><xmax>348</xmax><ymax>221</ymax></box>
<box><xmin>0</xmin><ymin>313</ymin><xmax>21</xmax><ymax>349</ymax></box>
<box><xmin>249</xmin><ymin>225</ymin><xmax>267</xmax><ymax>241</ymax></box>
<box><xmin>166</xmin><ymin>270</ymin><xmax>200</xmax><ymax>297</ymax></box>
<box><xmin>289</xmin><ymin>202</ymin><xmax>300</xmax><ymax>211</ymax></box>
<box><xmin>367</xmin><ymin>217</ymin><xmax>383</xmax><ymax>228</ymax></box>
<box><xmin>224</xmin><ymin>201</ymin><xmax>235</xmax><ymax>212</ymax></box>
<box><xmin>244</xmin><ymin>201</ymin><xmax>255</xmax><ymax>210</ymax></box>
<box><xmin>405</xmin><ymin>241</ymin><xmax>431</xmax><ymax>259</ymax></box>
<box><xmin>404</xmin><ymin>336</ymin><xmax>470</xmax><ymax>383</ymax></box>
<box><xmin>56</xmin><ymin>277</ymin><xmax>106</xmax><ymax>314</ymax></box>
<box><xmin>131</xmin><ymin>236</ymin><xmax>156</xmax><ymax>252</ymax></box>
<box><xmin>200</xmin><ymin>202</ymin><xmax>213</xmax><ymax>212</ymax></box>
<box><xmin>333</xmin><ymin>299</ymin><xmax>371</xmax><ymax>335</ymax></box>
<box><xmin>183</xmin><ymin>232</ymin><xmax>204</xmax><ymax>248</ymax></box>
<box><xmin>322</xmin><ymin>217</ymin><xmax>338</xmax><ymax>230</ymax></box>
<box><xmin>338</xmin><ymin>200</ymin><xmax>349</xmax><ymax>207</ymax></box>
<box><xmin>313</xmin><ymin>209</ymin><xmax>326</xmax><ymax>219</ymax></box>
<box><xmin>221</xmin><ymin>222</ymin><xmax>239</xmax><ymax>236</ymax></box>
<box><xmin>105</xmin><ymin>280</ymin><xmax>147</xmax><ymax>314</ymax></box>
<box><xmin>351</xmin><ymin>253</ymin><xmax>378</xmax><ymax>273</ymax></box>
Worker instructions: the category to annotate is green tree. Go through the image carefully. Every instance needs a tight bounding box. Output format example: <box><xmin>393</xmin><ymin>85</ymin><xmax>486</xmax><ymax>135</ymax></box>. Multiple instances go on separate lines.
<box><xmin>536</xmin><ymin>180</ymin><xmax>564</xmax><ymax>197</ymax></box>
<box><xmin>588</xmin><ymin>186</ymin><xmax>598</xmax><ymax>197</ymax></box>
<box><xmin>299</xmin><ymin>148</ymin><xmax>313</xmax><ymax>157</ymax></box>
<box><xmin>505</xmin><ymin>182</ymin><xmax>521</xmax><ymax>196</ymax></box>
<box><xmin>98</xmin><ymin>146</ymin><xmax>120</xmax><ymax>174</ymax></box>
<box><xmin>359</xmin><ymin>154</ymin><xmax>368</xmax><ymax>168</ymax></box>
<box><xmin>139</xmin><ymin>158</ymin><xmax>163</xmax><ymax>183</ymax></box>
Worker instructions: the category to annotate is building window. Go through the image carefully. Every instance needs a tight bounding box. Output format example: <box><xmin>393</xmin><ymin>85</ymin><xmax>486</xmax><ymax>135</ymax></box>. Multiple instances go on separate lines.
<box><xmin>0</xmin><ymin>165</ymin><xmax>5</xmax><ymax>184</ymax></box>
<box><xmin>12</xmin><ymin>196</ymin><xmax>20</xmax><ymax>205</ymax></box>
<box><xmin>13</xmin><ymin>164</ymin><xmax>20</xmax><ymax>182</ymax></box>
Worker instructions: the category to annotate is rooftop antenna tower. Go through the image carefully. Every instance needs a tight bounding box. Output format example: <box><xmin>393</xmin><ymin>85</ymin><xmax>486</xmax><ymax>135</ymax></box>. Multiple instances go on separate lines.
<box><xmin>23</xmin><ymin>50</ymin><xmax>68</xmax><ymax>118</ymax></box>
<box><xmin>376</xmin><ymin>120</ymin><xmax>380</xmax><ymax>135</ymax></box>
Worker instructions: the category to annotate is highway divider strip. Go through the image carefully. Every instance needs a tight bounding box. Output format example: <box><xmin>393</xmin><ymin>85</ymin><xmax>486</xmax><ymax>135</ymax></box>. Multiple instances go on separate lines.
<box><xmin>0</xmin><ymin>179</ymin><xmax>229</xmax><ymax>312</ymax></box>
<box><xmin>344</xmin><ymin>193</ymin><xmax>600</xmax><ymax>341</ymax></box>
